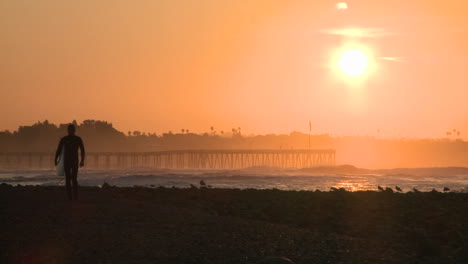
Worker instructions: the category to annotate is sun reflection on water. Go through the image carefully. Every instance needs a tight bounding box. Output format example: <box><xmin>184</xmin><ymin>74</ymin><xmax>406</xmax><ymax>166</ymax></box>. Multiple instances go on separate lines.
<box><xmin>335</xmin><ymin>181</ymin><xmax>366</xmax><ymax>191</ymax></box>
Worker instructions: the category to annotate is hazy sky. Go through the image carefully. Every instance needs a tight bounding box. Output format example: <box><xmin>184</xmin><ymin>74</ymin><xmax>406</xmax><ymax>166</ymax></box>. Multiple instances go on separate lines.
<box><xmin>1</xmin><ymin>0</ymin><xmax>467</xmax><ymax>137</ymax></box>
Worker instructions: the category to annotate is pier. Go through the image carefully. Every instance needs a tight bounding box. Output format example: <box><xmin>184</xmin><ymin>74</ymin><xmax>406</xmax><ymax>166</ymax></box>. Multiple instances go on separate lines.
<box><xmin>0</xmin><ymin>149</ymin><xmax>336</xmax><ymax>169</ymax></box>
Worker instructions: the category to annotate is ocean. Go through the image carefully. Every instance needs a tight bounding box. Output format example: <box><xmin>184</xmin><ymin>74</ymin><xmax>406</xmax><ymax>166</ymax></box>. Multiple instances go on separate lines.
<box><xmin>1</xmin><ymin>166</ymin><xmax>467</xmax><ymax>192</ymax></box>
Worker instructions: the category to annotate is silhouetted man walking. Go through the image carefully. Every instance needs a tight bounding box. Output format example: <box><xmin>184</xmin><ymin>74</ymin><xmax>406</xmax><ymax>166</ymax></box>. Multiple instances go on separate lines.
<box><xmin>55</xmin><ymin>124</ymin><xmax>85</xmax><ymax>200</ymax></box>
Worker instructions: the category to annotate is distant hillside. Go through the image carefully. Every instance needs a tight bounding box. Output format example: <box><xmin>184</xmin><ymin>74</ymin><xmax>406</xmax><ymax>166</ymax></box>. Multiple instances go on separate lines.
<box><xmin>300</xmin><ymin>165</ymin><xmax>468</xmax><ymax>176</ymax></box>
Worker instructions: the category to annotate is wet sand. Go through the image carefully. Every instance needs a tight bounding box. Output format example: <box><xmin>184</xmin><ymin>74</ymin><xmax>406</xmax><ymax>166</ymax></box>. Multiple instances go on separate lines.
<box><xmin>1</xmin><ymin>184</ymin><xmax>467</xmax><ymax>264</ymax></box>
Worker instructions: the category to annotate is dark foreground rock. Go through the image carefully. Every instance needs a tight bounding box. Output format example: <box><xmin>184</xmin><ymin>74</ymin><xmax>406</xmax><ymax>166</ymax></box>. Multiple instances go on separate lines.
<box><xmin>1</xmin><ymin>185</ymin><xmax>467</xmax><ymax>264</ymax></box>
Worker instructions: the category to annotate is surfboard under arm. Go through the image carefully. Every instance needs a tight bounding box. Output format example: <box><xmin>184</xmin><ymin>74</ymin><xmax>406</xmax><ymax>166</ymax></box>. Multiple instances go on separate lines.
<box><xmin>56</xmin><ymin>146</ymin><xmax>65</xmax><ymax>176</ymax></box>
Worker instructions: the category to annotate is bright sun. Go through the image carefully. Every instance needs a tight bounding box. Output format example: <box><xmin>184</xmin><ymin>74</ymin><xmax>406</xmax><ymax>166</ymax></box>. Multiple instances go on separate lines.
<box><xmin>338</xmin><ymin>49</ymin><xmax>369</xmax><ymax>77</ymax></box>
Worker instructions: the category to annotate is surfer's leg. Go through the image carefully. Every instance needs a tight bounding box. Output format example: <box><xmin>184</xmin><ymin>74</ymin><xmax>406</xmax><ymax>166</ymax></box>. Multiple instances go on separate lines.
<box><xmin>71</xmin><ymin>166</ymin><xmax>78</xmax><ymax>200</ymax></box>
<box><xmin>65</xmin><ymin>167</ymin><xmax>72</xmax><ymax>200</ymax></box>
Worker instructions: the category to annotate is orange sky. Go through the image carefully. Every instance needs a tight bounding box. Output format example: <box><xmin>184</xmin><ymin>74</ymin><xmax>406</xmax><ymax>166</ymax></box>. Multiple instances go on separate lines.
<box><xmin>1</xmin><ymin>0</ymin><xmax>467</xmax><ymax>138</ymax></box>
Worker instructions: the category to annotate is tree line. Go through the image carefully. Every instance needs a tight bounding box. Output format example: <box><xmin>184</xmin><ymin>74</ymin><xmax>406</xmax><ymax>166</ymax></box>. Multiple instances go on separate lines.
<box><xmin>1</xmin><ymin>120</ymin><xmax>467</xmax><ymax>168</ymax></box>
<box><xmin>0</xmin><ymin>120</ymin><xmax>331</xmax><ymax>153</ymax></box>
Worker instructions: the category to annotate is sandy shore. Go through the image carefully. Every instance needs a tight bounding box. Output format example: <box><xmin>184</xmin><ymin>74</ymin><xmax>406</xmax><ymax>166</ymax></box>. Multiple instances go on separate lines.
<box><xmin>1</xmin><ymin>184</ymin><xmax>467</xmax><ymax>264</ymax></box>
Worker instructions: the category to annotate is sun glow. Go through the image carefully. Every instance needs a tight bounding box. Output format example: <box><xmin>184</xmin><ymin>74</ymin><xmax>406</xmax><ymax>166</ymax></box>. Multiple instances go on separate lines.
<box><xmin>336</xmin><ymin>2</ymin><xmax>348</xmax><ymax>10</ymax></box>
<box><xmin>338</xmin><ymin>49</ymin><xmax>369</xmax><ymax>77</ymax></box>
<box><xmin>329</xmin><ymin>43</ymin><xmax>376</xmax><ymax>83</ymax></box>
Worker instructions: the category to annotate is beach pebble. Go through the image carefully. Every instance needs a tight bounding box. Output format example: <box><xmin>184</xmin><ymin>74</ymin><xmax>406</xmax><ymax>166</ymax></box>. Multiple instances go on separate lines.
<box><xmin>258</xmin><ymin>256</ymin><xmax>295</xmax><ymax>264</ymax></box>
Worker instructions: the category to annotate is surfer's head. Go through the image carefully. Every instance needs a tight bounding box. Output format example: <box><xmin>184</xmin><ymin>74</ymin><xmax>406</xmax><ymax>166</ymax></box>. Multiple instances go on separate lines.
<box><xmin>67</xmin><ymin>124</ymin><xmax>76</xmax><ymax>135</ymax></box>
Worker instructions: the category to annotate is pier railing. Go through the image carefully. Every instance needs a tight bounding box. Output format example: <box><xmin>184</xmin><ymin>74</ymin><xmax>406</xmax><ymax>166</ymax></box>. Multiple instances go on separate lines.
<box><xmin>0</xmin><ymin>149</ymin><xmax>336</xmax><ymax>169</ymax></box>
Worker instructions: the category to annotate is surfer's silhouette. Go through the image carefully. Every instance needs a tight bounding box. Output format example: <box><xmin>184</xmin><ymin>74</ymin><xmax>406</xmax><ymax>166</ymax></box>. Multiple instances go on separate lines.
<box><xmin>55</xmin><ymin>124</ymin><xmax>85</xmax><ymax>200</ymax></box>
